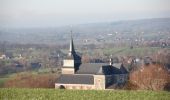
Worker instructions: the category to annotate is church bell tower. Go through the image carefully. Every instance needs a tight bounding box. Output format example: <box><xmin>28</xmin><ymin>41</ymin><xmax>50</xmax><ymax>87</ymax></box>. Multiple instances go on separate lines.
<box><xmin>62</xmin><ymin>31</ymin><xmax>81</xmax><ymax>74</ymax></box>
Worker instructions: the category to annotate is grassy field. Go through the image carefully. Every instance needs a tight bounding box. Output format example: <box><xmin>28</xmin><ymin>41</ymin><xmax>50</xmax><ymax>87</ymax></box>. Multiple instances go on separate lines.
<box><xmin>0</xmin><ymin>78</ymin><xmax>7</xmax><ymax>87</ymax></box>
<box><xmin>0</xmin><ymin>88</ymin><xmax>170</xmax><ymax>100</ymax></box>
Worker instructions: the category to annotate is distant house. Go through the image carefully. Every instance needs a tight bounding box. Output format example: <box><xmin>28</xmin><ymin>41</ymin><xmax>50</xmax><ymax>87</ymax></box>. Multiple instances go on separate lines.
<box><xmin>0</xmin><ymin>54</ymin><xmax>6</xmax><ymax>59</ymax></box>
<box><xmin>5</xmin><ymin>52</ymin><xmax>13</xmax><ymax>59</ymax></box>
<box><xmin>143</xmin><ymin>56</ymin><xmax>153</xmax><ymax>65</ymax></box>
<box><xmin>31</xmin><ymin>62</ymin><xmax>41</xmax><ymax>69</ymax></box>
<box><xmin>55</xmin><ymin>34</ymin><xmax>128</xmax><ymax>90</ymax></box>
<box><xmin>0</xmin><ymin>52</ymin><xmax>13</xmax><ymax>59</ymax></box>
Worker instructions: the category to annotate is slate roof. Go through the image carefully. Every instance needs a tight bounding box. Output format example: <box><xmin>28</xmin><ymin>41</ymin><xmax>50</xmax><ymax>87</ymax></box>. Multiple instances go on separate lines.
<box><xmin>76</xmin><ymin>63</ymin><xmax>128</xmax><ymax>75</ymax></box>
<box><xmin>66</xmin><ymin>53</ymin><xmax>81</xmax><ymax>60</ymax></box>
<box><xmin>97</xmin><ymin>66</ymin><xmax>114</xmax><ymax>75</ymax></box>
<box><xmin>112</xmin><ymin>63</ymin><xmax>122</xmax><ymax>69</ymax></box>
<box><xmin>76</xmin><ymin>63</ymin><xmax>109</xmax><ymax>74</ymax></box>
<box><xmin>112</xmin><ymin>63</ymin><xmax>129</xmax><ymax>74</ymax></box>
<box><xmin>56</xmin><ymin>74</ymin><xmax>94</xmax><ymax>84</ymax></box>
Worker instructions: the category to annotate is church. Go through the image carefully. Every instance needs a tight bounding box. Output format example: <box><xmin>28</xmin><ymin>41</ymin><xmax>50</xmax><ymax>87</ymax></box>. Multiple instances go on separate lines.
<box><xmin>55</xmin><ymin>33</ymin><xmax>128</xmax><ymax>90</ymax></box>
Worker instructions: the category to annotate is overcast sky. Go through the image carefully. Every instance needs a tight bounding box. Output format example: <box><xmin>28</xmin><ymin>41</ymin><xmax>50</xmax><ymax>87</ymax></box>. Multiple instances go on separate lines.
<box><xmin>0</xmin><ymin>0</ymin><xmax>170</xmax><ymax>28</ymax></box>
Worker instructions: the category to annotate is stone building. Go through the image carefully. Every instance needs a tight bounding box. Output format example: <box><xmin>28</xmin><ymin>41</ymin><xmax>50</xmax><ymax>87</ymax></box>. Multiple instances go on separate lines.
<box><xmin>55</xmin><ymin>34</ymin><xmax>128</xmax><ymax>90</ymax></box>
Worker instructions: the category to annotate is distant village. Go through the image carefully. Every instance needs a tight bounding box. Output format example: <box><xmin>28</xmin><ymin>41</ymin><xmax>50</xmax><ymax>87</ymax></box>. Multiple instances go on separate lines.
<box><xmin>0</xmin><ymin>18</ymin><xmax>170</xmax><ymax>90</ymax></box>
<box><xmin>0</xmin><ymin>32</ymin><xmax>170</xmax><ymax>90</ymax></box>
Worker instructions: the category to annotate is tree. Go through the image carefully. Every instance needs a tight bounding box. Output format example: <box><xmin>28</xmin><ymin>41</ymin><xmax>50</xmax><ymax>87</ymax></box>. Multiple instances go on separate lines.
<box><xmin>129</xmin><ymin>64</ymin><xmax>170</xmax><ymax>90</ymax></box>
<box><xmin>81</xmin><ymin>54</ymin><xmax>90</xmax><ymax>63</ymax></box>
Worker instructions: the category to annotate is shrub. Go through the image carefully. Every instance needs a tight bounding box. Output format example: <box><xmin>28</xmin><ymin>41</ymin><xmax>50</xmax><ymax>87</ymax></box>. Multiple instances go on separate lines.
<box><xmin>129</xmin><ymin>64</ymin><xmax>170</xmax><ymax>91</ymax></box>
<box><xmin>4</xmin><ymin>73</ymin><xmax>59</xmax><ymax>88</ymax></box>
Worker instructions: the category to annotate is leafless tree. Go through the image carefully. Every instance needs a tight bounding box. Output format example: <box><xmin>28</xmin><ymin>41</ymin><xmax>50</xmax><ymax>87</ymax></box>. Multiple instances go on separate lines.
<box><xmin>129</xmin><ymin>64</ymin><xmax>169</xmax><ymax>90</ymax></box>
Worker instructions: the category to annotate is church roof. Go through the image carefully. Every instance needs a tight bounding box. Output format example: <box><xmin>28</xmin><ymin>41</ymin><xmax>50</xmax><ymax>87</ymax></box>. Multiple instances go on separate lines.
<box><xmin>112</xmin><ymin>63</ymin><xmax>129</xmax><ymax>74</ymax></box>
<box><xmin>65</xmin><ymin>53</ymin><xmax>81</xmax><ymax>60</ymax></box>
<box><xmin>69</xmin><ymin>31</ymin><xmax>75</xmax><ymax>54</ymax></box>
<box><xmin>56</xmin><ymin>74</ymin><xmax>94</xmax><ymax>84</ymax></box>
<box><xmin>96</xmin><ymin>65</ymin><xmax>116</xmax><ymax>75</ymax></box>
<box><xmin>76</xmin><ymin>63</ymin><xmax>108</xmax><ymax>74</ymax></box>
<box><xmin>76</xmin><ymin>63</ymin><xmax>128</xmax><ymax>75</ymax></box>
<box><xmin>65</xmin><ymin>31</ymin><xmax>81</xmax><ymax>60</ymax></box>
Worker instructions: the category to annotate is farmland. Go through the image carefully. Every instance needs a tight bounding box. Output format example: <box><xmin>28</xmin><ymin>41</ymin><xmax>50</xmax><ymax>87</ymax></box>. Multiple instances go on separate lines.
<box><xmin>0</xmin><ymin>88</ymin><xmax>170</xmax><ymax>100</ymax></box>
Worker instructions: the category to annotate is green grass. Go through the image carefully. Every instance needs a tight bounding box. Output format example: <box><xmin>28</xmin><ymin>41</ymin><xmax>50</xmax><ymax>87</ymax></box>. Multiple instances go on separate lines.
<box><xmin>0</xmin><ymin>78</ymin><xmax>8</xmax><ymax>87</ymax></box>
<box><xmin>0</xmin><ymin>88</ymin><xmax>170</xmax><ymax>100</ymax></box>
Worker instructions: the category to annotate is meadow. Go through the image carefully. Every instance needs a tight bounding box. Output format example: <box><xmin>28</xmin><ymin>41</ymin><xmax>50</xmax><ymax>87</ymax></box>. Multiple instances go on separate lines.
<box><xmin>0</xmin><ymin>88</ymin><xmax>170</xmax><ymax>100</ymax></box>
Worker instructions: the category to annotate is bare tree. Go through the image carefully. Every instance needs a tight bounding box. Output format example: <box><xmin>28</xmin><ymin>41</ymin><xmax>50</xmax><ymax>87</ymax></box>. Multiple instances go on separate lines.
<box><xmin>81</xmin><ymin>54</ymin><xmax>90</xmax><ymax>63</ymax></box>
<box><xmin>129</xmin><ymin>64</ymin><xmax>169</xmax><ymax>90</ymax></box>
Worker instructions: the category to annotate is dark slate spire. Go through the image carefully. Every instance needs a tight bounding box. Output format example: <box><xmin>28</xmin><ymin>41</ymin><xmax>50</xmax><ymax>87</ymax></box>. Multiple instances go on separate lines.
<box><xmin>69</xmin><ymin>31</ymin><xmax>75</xmax><ymax>56</ymax></box>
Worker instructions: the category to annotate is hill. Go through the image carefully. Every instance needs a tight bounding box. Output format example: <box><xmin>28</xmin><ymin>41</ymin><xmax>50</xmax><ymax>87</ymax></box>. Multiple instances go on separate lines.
<box><xmin>0</xmin><ymin>18</ymin><xmax>170</xmax><ymax>44</ymax></box>
<box><xmin>0</xmin><ymin>88</ymin><xmax>170</xmax><ymax>100</ymax></box>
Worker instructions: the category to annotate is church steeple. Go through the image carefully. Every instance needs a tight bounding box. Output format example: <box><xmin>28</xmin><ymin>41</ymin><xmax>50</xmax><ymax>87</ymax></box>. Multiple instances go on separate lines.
<box><xmin>69</xmin><ymin>31</ymin><xmax>75</xmax><ymax>55</ymax></box>
<box><xmin>62</xmin><ymin>30</ymin><xmax>81</xmax><ymax>74</ymax></box>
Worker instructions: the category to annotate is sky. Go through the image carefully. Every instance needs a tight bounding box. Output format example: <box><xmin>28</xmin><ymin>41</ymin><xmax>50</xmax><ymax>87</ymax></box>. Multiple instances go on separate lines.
<box><xmin>0</xmin><ymin>0</ymin><xmax>170</xmax><ymax>28</ymax></box>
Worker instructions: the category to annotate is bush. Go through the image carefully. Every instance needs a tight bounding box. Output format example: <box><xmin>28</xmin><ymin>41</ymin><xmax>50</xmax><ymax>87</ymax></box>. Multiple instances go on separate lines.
<box><xmin>123</xmin><ymin>81</ymin><xmax>139</xmax><ymax>90</ymax></box>
<box><xmin>4</xmin><ymin>73</ymin><xmax>58</xmax><ymax>88</ymax></box>
<box><xmin>129</xmin><ymin>64</ymin><xmax>170</xmax><ymax>91</ymax></box>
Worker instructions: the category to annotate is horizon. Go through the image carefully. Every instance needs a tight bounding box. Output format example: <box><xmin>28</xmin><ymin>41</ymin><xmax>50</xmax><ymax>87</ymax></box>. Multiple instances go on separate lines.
<box><xmin>0</xmin><ymin>0</ymin><xmax>170</xmax><ymax>28</ymax></box>
<box><xmin>0</xmin><ymin>17</ymin><xmax>170</xmax><ymax>29</ymax></box>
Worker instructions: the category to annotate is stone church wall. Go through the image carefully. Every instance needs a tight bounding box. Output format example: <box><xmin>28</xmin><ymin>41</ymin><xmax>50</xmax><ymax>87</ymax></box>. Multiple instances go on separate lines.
<box><xmin>61</xmin><ymin>68</ymin><xmax>74</xmax><ymax>74</ymax></box>
<box><xmin>63</xmin><ymin>59</ymin><xmax>74</xmax><ymax>67</ymax></box>
<box><xmin>94</xmin><ymin>75</ymin><xmax>105</xmax><ymax>90</ymax></box>
<box><xmin>55</xmin><ymin>84</ymin><xmax>94</xmax><ymax>90</ymax></box>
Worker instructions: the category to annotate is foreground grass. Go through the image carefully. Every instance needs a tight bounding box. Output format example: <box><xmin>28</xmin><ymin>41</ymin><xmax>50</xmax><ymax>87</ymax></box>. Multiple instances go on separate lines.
<box><xmin>0</xmin><ymin>88</ymin><xmax>170</xmax><ymax>100</ymax></box>
<box><xmin>0</xmin><ymin>78</ymin><xmax>9</xmax><ymax>88</ymax></box>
